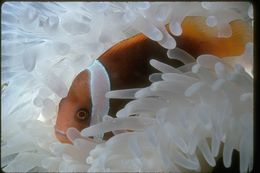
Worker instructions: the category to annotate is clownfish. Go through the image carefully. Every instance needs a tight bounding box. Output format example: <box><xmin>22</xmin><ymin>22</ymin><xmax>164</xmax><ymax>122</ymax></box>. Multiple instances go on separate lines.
<box><xmin>55</xmin><ymin>16</ymin><xmax>252</xmax><ymax>143</ymax></box>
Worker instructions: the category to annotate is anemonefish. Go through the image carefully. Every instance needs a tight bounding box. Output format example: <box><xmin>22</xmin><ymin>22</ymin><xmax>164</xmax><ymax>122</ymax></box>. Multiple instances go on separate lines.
<box><xmin>55</xmin><ymin>16</ymin><xmax>252</xmax><ymax>143</ymax></box>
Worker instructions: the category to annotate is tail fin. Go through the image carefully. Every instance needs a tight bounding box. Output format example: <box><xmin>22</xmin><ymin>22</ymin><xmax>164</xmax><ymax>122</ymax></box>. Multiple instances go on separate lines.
<box><xmin>170</xmin><ymin>16</ymin><xmax>253</xmax><ymax>58</ymax></box>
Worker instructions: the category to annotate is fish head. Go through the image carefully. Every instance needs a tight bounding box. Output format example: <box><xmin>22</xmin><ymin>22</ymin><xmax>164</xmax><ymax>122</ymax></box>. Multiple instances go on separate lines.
<box><xmin>55</xmin><ymin>70</ymin><xmax>92</xmax><ymax>143</ymax></box>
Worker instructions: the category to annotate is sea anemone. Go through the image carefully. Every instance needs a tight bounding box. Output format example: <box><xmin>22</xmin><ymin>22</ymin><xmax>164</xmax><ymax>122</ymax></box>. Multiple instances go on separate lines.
<box><xmin>88</xmin><ymin>53</ymin><xmax>253</xmax><ymax>172</ymax></box>
<box><xmin>1</xmin><ymin>2</ymin><xmax>253</xmax><ymax>172</ymax></box>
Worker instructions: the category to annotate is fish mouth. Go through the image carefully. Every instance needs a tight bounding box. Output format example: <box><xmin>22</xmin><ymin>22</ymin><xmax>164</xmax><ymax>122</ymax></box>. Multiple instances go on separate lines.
<box><xmin>54</xmin><ymin>126</ymin><xmax>100</xmax><ymax>144</ymax></box>
<box><xmin>54</xmin><ymin>126</ymin><xmax>71</xmax><ymax>143</ymax></box>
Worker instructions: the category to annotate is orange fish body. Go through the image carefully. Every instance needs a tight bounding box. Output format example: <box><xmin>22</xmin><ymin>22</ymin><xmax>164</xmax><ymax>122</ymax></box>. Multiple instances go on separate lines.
<box><xmin>55</xmin><ymin>16</ymin><xmax>252</xmax><ymax>143</ymax></box>
<box><xmin>55</xmin><ymin>33</ymin><xmax>180</xmax><ymax>143</ymax></box>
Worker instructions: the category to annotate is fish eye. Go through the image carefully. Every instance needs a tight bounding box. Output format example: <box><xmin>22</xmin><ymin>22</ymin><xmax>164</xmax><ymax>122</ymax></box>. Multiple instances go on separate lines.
<box><xmin>76</xmin><ymin>109</ymin><xmax>89</xmax><ymax>121</ymax></box>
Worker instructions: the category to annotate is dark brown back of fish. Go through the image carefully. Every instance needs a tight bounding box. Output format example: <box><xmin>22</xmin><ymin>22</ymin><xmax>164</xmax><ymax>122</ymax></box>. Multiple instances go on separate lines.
<box><xmin>99</xmin><ymin>33</ymin><xmax>183</xmax><ymax>117</ymax></box>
